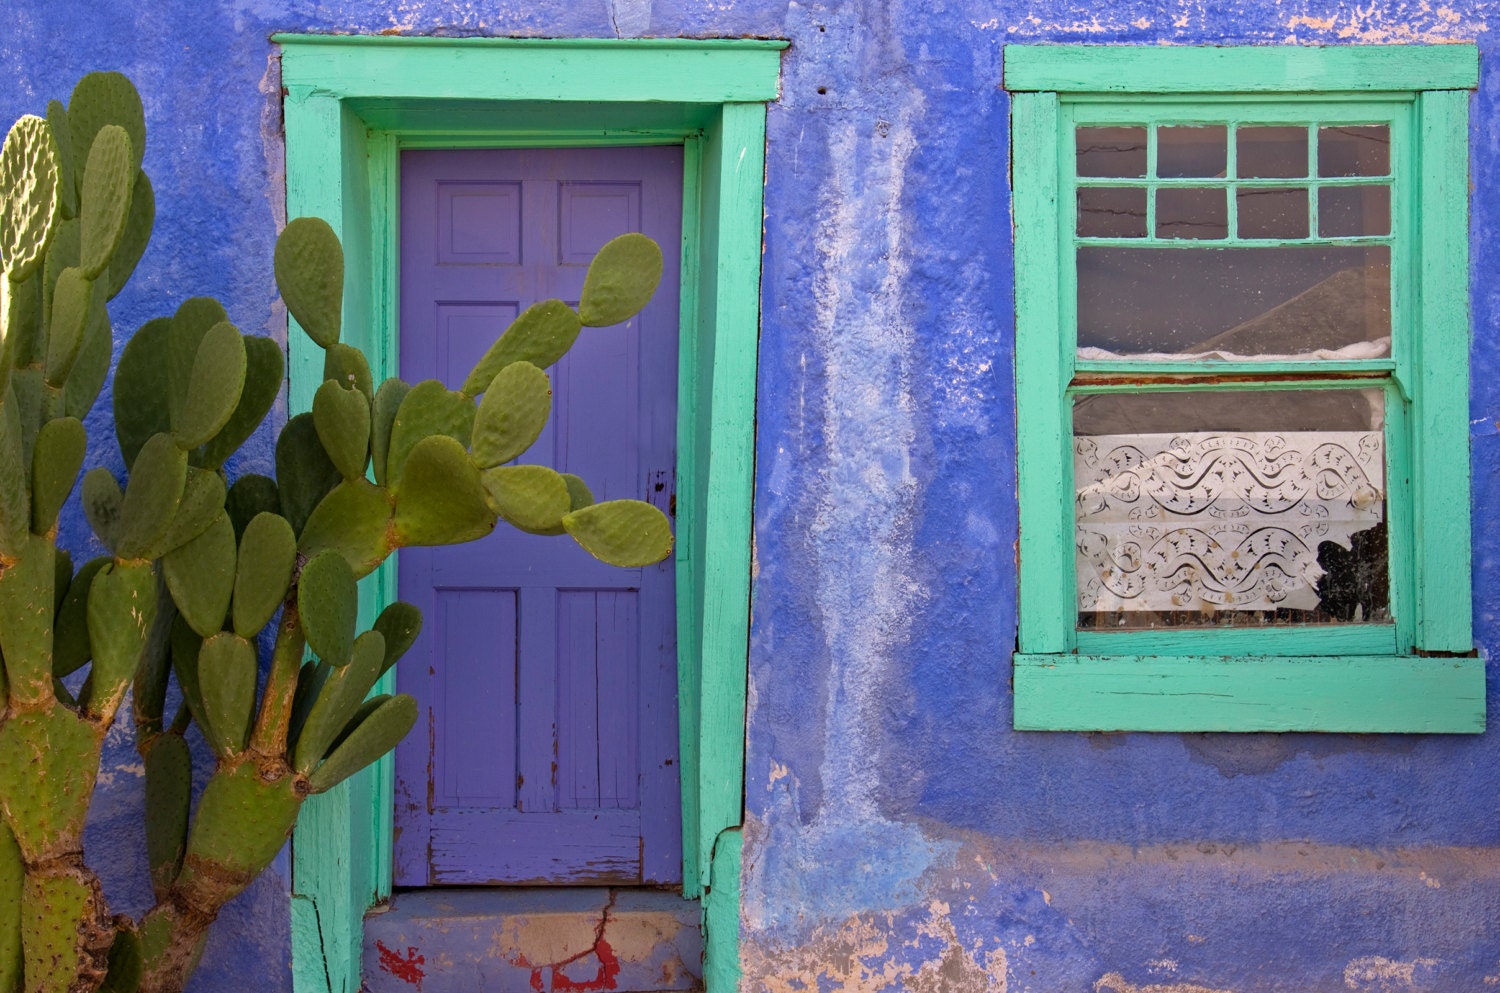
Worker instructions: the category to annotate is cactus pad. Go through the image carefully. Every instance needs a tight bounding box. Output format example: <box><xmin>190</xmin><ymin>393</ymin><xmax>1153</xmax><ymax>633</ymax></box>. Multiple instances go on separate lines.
<box><xmin>164</xmin><ymin>297</ymin><xmax>228</xmax><ymax>433</ymax></box>
<box><xmin>563</xmin><ymin>499</ymin><xmax>674</xmax><ymax>568</ymax></box>
<box><xmin>313</xmin><ymin>380</ymin><xmax>371</xmax><ymax>481</ymax></box>
<box><xmin>107</xmin><ymin>169</ymin><xmax>153</xmax><ymax>300</ymax></box>
<box><xmin>200</xmin><ymin>333</ymin><xmax>283</xmax><ymax>470</ymax></box>
<box><xmin>115</xmin><ymin>432</ymin><xmax>187</xmax><ymax>560</ymax></box>
<box><xmin>323</xmin><ymin>343</ymin><xmax>373</xmax><ymax>401</ymax></box>
<box><xmin>471</xmin><ymin>360</ymin><xmax>551</xmax><ymax>469</ymax></box>
<box><xmin>173</xmin><ymin>321</ymin><xmax>247</xmax><ymax>451</ymax></box>
<box><xmin>52</xmin><ymin>556</ymin><xmax>107</xmax><ymax>678</ymax></box>
<box><xmin>85</xmin><ymin>560</ymin><xmax>157</xmax><ymax>719</ymax></box>
<box><xmin>309</xmin><ymin>693</ymin><xmax>419</xmax><ymax>794</ymax></box>
<box><xmin>0</xmin><ymin>823</ymin><xmax>19</xmax><ymax>992</ymax></box>
<box><xmin>80</xmin><ymin>467</ymin><xmax>123</xmax><ymax>554</ymax></box>
<box><xmin>577</xmin><ymin>232</ymin><xmax>663</xmax><ymax>328</ymax></box>
<box><xmin>385</xmin><ymin>379</ymin><xmax>475</xmax><ymax>491</ymax></box>
<box><xmin>177</xmin><ymin>763</ymin><xmax>301</xmax><ymax>901</ymax></box>
<box><xmin>44</xmin><ymin>266</ymin><xmax>91</xmax><ymax>387</ymax></box>
<box><xmin>64</xmin><ymin>277</ymin><xmax>112</xmax><ymax>419</ymax></box>
<box><xmin>0</xmin><ymin>708</ymin><xmax>99</xmax><ymax>859</ymax></box>
<box><xmin>45</xmin><ymin>100</ymin><xmax>74</xmax><ymax>222</ymax></box>
<box><xmin>275</xmin><ymin>217</ymin><xmax>343</xmax><ymax>348</ymax></box>
<box><xmin>197</xmin><ymin>633</ymin><xmax>257</xmax><ymax>756</ymax></box>
<box><xmin>67</xmin><ymin>72</ymin><xmax>145</xmax><ymax>179</ymax></box>
<box><xmin>225</xmin><ymin>474</ymin><xmax>281</xmax><ymax>542</ymax></box>
<box><xmin>298</xmin><ymin>550</ymin><xmax>358</xmax><ymax>667</ymax></box>
<box><xmin>462</xmin><ymin>300</ymin><xmax>582</xmax><ymax>396</ymax></box>
<box><xmin>156</xmin><ymin>467</ymin><xmax>227</xmax><ymax>554</ymax></box>
<box><xmin>112</xmin><ymin>316</ymin><xmax>171</xmax><ymax>468</ymax></box>
<box><xmin>0</xmin><ymin>535</ymin><xmax>55</xmax><ymax>705</ymax></box>
<box><xmin>0</xmin><ymin>399</ymin><xmax>26</xmax><ymax>558</ymax></box>
<box><xmin>276</xmin><ymin>413</ymin><xmax>341</xmax><ymax>536</ymax></box>
<box><xmin>0</xmin><ymin>115</ymin><xmax>59</xmax><ymax>282</ymax></box>
<box><xmin>162</xmin><ymin>513</ymin><xmax>235</xmax><ymax>639</ymax></box>
<box><xmin>78</xmin><ymin>123</ymin><xmax>133</xmax><ymax>280</ymax></box>
<box><xmin>232</xmin><ymin>513</ymin><xmax>296</xmax><ymax>638</ymax></box>
<box><xmin>293</xmin><ymin>629</ymin><xmax>385</xmax><ymax>774</ymax></box>
<box><xmin>482</xmin><ymin>464</ymin><xmax>571</xmax><ymax>535</ymax></box>
<box><xmin>296</xmin><ymin>478</ymin><xmax>395</xmax><ymax>580</ymax></box>
<box><xmin>370</xmin><ymin>378</ymin><xmax>411</xmax><ymax>487</ymax></box>
<box><xmin>143</xmin><ymin>734</ymin><xmax>191</xmax><ymax>900</ymax></box>
<box><xmin>372</xmin><ymin>601</ymin><xmax>422</xmax><ymax>678</ymax></box>
<box><xmin>392</xmin><ymin>435</ymin><xmax>494</xmax><ymax>547</ymax></box>
<box><xmin>30</xmin><ymin>416</ymin><xmax>86</xmax><ymax>536</ymax></box>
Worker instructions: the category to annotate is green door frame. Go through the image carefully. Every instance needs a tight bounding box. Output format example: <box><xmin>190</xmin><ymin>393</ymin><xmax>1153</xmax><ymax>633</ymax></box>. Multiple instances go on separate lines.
<box><xmin>276</xmin><ymin>35</ymin><xmax>784</xmax><ymax>993</ymax></box>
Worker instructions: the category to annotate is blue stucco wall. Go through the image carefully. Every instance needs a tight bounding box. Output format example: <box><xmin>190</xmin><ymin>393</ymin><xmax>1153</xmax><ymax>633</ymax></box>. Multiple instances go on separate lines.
<box><xmin>4</xmin><ymin>1</ymin><xmax>1500</xmax><ymax>991</ymax></box>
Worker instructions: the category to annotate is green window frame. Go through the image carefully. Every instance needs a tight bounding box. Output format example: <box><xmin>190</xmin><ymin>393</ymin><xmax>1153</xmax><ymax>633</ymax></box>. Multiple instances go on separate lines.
<box><xmin>275</xmin><ymin>35</ymin><xmax>784</xmax><ymax>993</ymax></box>
<box><xmin>1005</xmin><ymin>44</ymin><xmax>1484</xmax><ymax>733</ymax></box>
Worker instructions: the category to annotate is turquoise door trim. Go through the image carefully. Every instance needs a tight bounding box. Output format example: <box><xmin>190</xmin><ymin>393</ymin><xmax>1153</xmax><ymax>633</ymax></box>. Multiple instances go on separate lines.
<box><xmin>277</xmin><ymin>35</ymin><xmax>784</xmax><ymax>993</ymax></box>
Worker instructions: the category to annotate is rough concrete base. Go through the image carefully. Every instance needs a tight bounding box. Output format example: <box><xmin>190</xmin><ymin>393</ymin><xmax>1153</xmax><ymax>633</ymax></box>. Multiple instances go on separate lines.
<box><xmin>362</xmin><ymin>888</ymin><xmax>702</xmax><ymax>993</ymax></box>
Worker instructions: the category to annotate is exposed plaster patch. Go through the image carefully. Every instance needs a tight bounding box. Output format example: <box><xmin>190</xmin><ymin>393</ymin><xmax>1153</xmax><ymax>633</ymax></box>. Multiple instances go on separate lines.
<box><xmin>1344</xmin><ymin>956</ymin><xmax>1440</xmax><ymax>990</ymax></box>
<box><xmin>1281</xmin><ymin>1</ymin><xmax>1491</xmax><ymax>42</ymax></box>
<box><xmin>1096</xmin><ymin>974</ymin><xmax>1235</xmax><ymax>993</ymax></box>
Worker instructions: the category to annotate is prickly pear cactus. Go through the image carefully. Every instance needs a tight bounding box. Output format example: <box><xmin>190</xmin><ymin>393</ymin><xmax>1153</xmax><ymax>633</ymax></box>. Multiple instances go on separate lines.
<box><xmin>0</xmin><ymin>72</ymin><xmax>673</xmax><ymax>993</ymax></box>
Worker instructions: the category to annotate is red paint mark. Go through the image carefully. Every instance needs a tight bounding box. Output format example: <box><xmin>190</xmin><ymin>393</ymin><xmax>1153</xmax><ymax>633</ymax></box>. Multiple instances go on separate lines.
<box><xmin>376</xmin><ymin>941</ymin><xmax>426</xmax><ymax>990</ymax></box>
<box><xmin>515</xmin><ymin>939</ymin><xmax>621</xmax><ymax>992</ymax></box>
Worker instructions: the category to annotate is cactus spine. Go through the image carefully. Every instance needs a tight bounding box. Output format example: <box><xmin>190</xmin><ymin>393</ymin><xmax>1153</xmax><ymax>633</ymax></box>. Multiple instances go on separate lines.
<box><xmin>0</xmin><ymin>73</ymin><xmax>673</xmax><ymax>993</ymax></box>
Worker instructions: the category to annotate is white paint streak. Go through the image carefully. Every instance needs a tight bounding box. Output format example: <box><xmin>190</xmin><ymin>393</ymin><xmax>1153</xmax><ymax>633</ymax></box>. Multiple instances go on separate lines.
<box><xmin>1096</xmin><ymin>973</ymin><xmax>1237</xmax><ymax>993</ymax></box>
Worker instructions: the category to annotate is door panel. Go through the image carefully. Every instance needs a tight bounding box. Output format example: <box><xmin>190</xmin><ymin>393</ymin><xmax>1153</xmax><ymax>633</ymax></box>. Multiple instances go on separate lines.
<box><xmin>393</xmin><ymin>146</ymin><xmax>682</xmax><ymax>886</ymax></box>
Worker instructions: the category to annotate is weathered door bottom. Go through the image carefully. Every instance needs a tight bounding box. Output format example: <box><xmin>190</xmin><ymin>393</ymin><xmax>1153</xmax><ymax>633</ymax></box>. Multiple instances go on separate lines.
<box><xmin>362</xmin><ymin>888</ymin><xmax>703</xmax><ymax>993</ymax></box>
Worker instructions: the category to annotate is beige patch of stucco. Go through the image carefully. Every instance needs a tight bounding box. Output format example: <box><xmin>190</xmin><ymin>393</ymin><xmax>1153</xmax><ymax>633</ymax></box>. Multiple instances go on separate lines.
<box><xmin>1095</xmin><ymin>972</ymin><xmax>1238</xmax><ymax>993</ymax></box>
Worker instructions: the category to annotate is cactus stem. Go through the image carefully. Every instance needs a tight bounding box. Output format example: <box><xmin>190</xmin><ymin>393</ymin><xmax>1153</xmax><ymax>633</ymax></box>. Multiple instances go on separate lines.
<box><xmin>247</xmin><ymin>601</ymin><xmax>306</xmax><ymax>760</ymax></box>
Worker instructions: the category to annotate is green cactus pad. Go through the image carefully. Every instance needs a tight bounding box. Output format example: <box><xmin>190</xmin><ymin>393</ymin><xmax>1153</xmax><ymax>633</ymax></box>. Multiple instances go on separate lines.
<box><xmin>45</xmin><ymin>99</ymin><xmax>75</xmax><ymax>221</ymax></box>
<box><xmin>0</xmin><ymin>823</ymin><xmax>19</xmax><ymax>993</ymax></box>
<box><xmin>386</xmin><ymin>379</ymin><xmax>475</xmax><ymax>491</ymax></box>
<box><xmin>143</xmin><ymin>733</ymin><xmax>191</xmax><ymax>900</ymax></box>
<box><xmin>100</xmin><ymin>925</ymin><xmax>143</xmax><ymax>993</ymax></box>
<box><xmin>293</xmin><ymin>629</ymin><xmax>385</xmax><ymax>774</ymax></box>
<box><xmin>7</xmin><ymin>269</ymin><xmax>41</xmax><ymax>368</ymax></box>
<box><xmin>68</xmin><ymin>71</ymin><xmax>146</xmax><ymax>179</ymax></box>
<box><xmin>198</xmin><ymin>632</ymin><xmax>257</xmax><ymax>756</ymax></box>
<box><xmin>462</xmin><ymin>300</ymin><xmax>582</xmax><ymax>396</ymax></box>
<box><xmin>43</xmin><ymin>216</ymin><xmax>79</xmax><ymax>315</ymax></box>
<box><xmin>225</xmin><ymin>474</ymin><xmax>281</xmax><ymax>542</ymax></box>
<box><xmin>78</xmin><ymin>123</ymin><xmax>133</xmax><ymax>280</ymax></box>
<box><xmin>64</xmin><ymin>276</ymin><xmax>112</xmax><ymax>419</ymax></box>
<box><xmin>173</xmin><ymin>321</ymin><xmax>247</xmax><ymax>451</ymax></box>
<box><xmin>563</xmin><ymin>499</ymin><xmax>674</xmax><ymax>568</ymax></box>
<box><xmin>131</xmin><ymin>580</ymin><xmax>177</xmax><ymax>738</ymax></box>
<box><xmin>276</xmin><ymin>412</ymin><xmax>341</xmax><ymax>536</ymax></box>
<box><xmin>233</xmin><ymin>512</ymin><xmax>297</xmax><ymax>638</ymax></box>
<box><xmin>20</xmin><ymin>872</ymin><xmax>95</xmax><ymax>993</ymax></box>
<box><xmin>162</xmin><ymin>513</ymin><xmax>235</xmax><ymax>639</ymax></box>
<box><xmin>471</xmin><ymin>360</ymin><xmax>552</xmax><ymax>469</ymax></box>
<box><xmin>112</xmin><ymin>316</ymin><xmax>172</xmax><ymax>468</ymax></box>
<box><xmin>0</xmin><ymin>708</ymin><xmax>99</xmax><ymax>860</ymax></box>
<box><xmin>0</xmin><ymin>115</ymin><xmax>60</xmax><ymax>282</ymax></box>
<box><xmin>52</xmin><ymin>556</ymin><xmax>107</xmax><ymax>678</ymax></box>
<box><xmin>324</xmin><ymin>342</ymin><xmax>374</xmax><ymax>401</ymax></box>
<box><xmin>115</xmin><ymin>432</ymin><xmax>187</xmax><ymax>560</ymax></box>
<box><xmin>288</xmin><ymin>660</ymin><xmax>331</xmax><ymax>754</ymax></box>
<box><xmin>309</xmin><ymin>693</ymin><xmax>419</xmax><ymax>794</ymax></box>
<box><xmin>392</xmin><ymin>435</ymin><xmax>495</xmax><ymax>547</ymax></box>
<box><xmin>275</xmin><ymin>217</ymin><xmax>344</xmax><ymax>348</ymax></box>
<box><xmin>578</xmin><ymin>233</ymin><xmax>663</xmax><ymax>328</ymax></box>
<box><xmin>313</xmin><ymin>379</ymin><xmax>372</xmax><ymax>481</ymax></box>
<box><xmin>52</xmin><ymin>548</ymin><xmax>72</xmax><ymax>615</ymax></box>
<box><xmin>481</xmin><ymin>464</ymin><xmax>571</xmax><ymax>535</ymax></box>
<box><xmin>370</xmin><ymin>377</ymin><xmax>411</xmax><ymax>487</ymax></box>
<box><xmin>156</xmin><ymin>467</ymin><xmax>227</xmax><ymax>554</ymax></box>
<box><xmin>323</xmin><ymin>693</ymin><xmax>391</xmax><ymax>757</ymax></box>
<box><xmin>85</xmin><ymin>560</ymin><xmax>157</xmax><ymax>715</ymax></box>
<box><xmin>298</xmin><ymin>550</ymin><xmax>358</xmax><ymax>667</ymax></box>
<box><xmin>296</xmin><ymin>478</ymin><xmax>394</xmax><ymax>580</ymax></box>
<box><xmin>562</xmin><ymin>473</ymin><xmax>595</xmax><ymax>511</ymax></box>
<box><xmin>0</xmin><ymin>398</ymin><xmax>26</xmax><ymax>558</ymax></box>
<box><xmin>200</xmin><ymin>334</ymin><xmax>283</xmax><ymax>471</ymax></box>
<box><xmin>9</xmin><ymin>368</ymin><xmax>43</xmax><ymax>476</ymax></box>
<box><xmin>165</xmin><ymin>297</ymin><xmax>229</xmax><ymax>433</ymax></box>
<box><xmin>80</xmin><ymin>467</ymin><xmax>123</xmax><ymax>553</ymax></box>
<box><xmin>170</xmin><ymin>618</ymin><xmax>209</xmax><ymax>739</ymax></box>
<box><xmin>373</xmin><ymin>601</ymin><xmax>422</xmax><ymax>678</ymax></box>
<box><xmin>0</xmin><ymin>535</ymin><xmax>55</xmax><ymax>705</ymax></box>
<box><xmin>178</xmin><ymin>762</ymin><xmax>301</xmax><ymax>900</ymax></box>
<box><xmin>30</xmin><ymin>415</ymin><xmax>85</xmax><ymax>536</ymax></box>
<box><xmin>107</xmin><ymin>168</ymin><xmax>153</xmax><ymax>300</ymax></box>
<box><xmin>44</xmin><ymin>266</ymin><xmax>91</xmax><ymax>387</ymax></box>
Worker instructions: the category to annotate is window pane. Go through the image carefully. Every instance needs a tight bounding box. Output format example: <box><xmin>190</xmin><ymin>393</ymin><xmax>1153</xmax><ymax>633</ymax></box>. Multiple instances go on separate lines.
<box><xmin>1237</xmin><ymin>126</ymin><xmax>1309</xmax><ymax>179</ymax></box>
<box><xmin>1157</xmin><ymin>125</ymin><xmax>1227</xmax><ymax>178</ymax></box>
<box><xmin>1237</xmin><ymin>187</ymin><xmax>1309</xmax><ymax>239</ymax></box>
<box><xmin>1318</xmin><ymin>185</ymin><xmax>1391</xmax><ymax>237</ymax></box>
<box><xmin>1077</xmin><ymin>187</ymin><xmax>1148</xmax><ymax>238</ymax></box>
<box><xmin>1156</xmin><ymin>187</ymin><xmax>1228</xmax><ymax>240</ymax></box>
<box><xmin>1073</xmin><ymin>389</ymin><xmax>1388</xmax><ymax>629</ymax></box>
<box><xmin>1076</xmin><ymin>126</ymin><xmax>1147</xmax><ymax>178</ymax></box>
<box><xmin>1076</xmin><ymin>245</ymin><xmax>1391</xmax><ymax>359</ymax></box>
<box><xmin>1319</xmin><ymin>125</ymin><xmax>1390</xmax><ymax>177</ymax></box>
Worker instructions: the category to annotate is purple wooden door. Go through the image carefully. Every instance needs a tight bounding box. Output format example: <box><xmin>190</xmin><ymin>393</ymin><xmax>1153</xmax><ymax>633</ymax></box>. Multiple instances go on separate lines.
<box><xmin>393</xmin><ymin>147</ymin><xmax>682</xmax><ymax>886</ymax></box>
